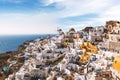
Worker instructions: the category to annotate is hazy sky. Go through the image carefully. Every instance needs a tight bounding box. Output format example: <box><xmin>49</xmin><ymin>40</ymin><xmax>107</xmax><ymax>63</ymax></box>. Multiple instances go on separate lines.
<box><xmin>0</xmin><ymin>0</ymin><xmax>120</xmax><ymax>34</ymax></box>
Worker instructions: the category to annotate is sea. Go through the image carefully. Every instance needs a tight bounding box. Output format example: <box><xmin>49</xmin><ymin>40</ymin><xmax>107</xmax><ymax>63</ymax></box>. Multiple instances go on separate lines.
<box><xmin>0</xmin><ymin>34</ymin><xmax>55</xmax><ymax>54</ymax></box>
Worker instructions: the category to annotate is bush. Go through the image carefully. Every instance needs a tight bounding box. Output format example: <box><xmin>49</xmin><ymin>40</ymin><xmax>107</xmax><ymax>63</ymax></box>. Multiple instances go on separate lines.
<box><xmin>69</xmin><ymin>28</ymin><xmax>75</xmax><ymax>32</ymax></box>
<box><xmin>61</xmin><ymin>41</ymin><xmax>68</xmax><ymax>48</ymax></box>
<box><xmin>68</xmin><ymin>38</ymin><xmax>74</xmax><ymax>43</ymax></box>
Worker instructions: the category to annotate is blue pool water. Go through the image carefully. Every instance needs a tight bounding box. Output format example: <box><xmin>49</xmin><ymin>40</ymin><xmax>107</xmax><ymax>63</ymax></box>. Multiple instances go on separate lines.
<box><xmin>0</xmin><ymin>34</ymin><xmax>54</xmax><ymax>53</ymax></box>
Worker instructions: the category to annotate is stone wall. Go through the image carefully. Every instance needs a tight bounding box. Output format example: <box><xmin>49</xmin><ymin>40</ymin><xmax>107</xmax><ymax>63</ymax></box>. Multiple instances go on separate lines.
<box><xmin>109</xmin><ymin>42</ymin><xmax>120</xmax><ymax>51</ymax></box>
<box><xmin>109</xmin><ymin>34</ymin><xmax>120</xmax><ymax>42</ymax></box>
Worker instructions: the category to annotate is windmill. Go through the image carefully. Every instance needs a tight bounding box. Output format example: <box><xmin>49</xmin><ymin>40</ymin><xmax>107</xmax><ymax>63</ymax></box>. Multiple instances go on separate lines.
<box><xmin>57</xmin><ymin>27</ymin><xmax>64</xmax><ymax>35</ymax></box>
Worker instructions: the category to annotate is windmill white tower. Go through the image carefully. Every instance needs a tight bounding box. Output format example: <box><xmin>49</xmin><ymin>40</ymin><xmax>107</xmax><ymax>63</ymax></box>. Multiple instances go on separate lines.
<box><xmin>57</xmin><ymin>27</ymin><xmax>63</xmax><ymax>35</ymax></box>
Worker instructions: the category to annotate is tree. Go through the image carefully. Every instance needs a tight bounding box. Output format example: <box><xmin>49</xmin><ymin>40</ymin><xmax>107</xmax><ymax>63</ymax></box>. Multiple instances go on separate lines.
<box><xmin>69</xmin><ymin>28</ymin><xmax>75</xmax><ymax>32</ymax></box>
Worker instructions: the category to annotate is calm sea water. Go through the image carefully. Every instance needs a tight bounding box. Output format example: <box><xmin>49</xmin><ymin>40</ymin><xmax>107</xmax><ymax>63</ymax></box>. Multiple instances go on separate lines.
<box><xmin>0</xmin><ymin>34</ymin><xmax>54</xmax><ymax>53</ymax></box>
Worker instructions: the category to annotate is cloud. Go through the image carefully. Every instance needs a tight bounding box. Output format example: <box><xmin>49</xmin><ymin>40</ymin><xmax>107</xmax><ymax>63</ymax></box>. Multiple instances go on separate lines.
<box><xmin>0</xmin><ymin>0</ymin><xmax>120</xmax><ymax>34</ymax></box>
<box><xmin>88</xmin><ymin>5</ymin><xmax>120</xmax><ymax>26</ymax></box>
<box><xmin>42</xmin><ymin>0</ymin><xmax>120</xmax><ymax>29</ymax></box>
<box><xmin>100</xmin><ymin>5</ymin><xmax>120</xmax><ymax>20</ymax></box>
<box><xmin>40</xmin><ymin>0</ymin><xmax>65</xmax><ymax>6</ymax></box>
<box><xmin>41</xmin><ymin>0</ymin><xmax>112</xmax><ymax>17</ymax></box>
<box><xmin>40</xmin><ymin>0</ymin><xmax>117</xmax><ymax>26</ymax></box>
<box><xmin>0</xmin><ymin>13</ymin><xmax>58</xmax><ymax>34</ymax></box>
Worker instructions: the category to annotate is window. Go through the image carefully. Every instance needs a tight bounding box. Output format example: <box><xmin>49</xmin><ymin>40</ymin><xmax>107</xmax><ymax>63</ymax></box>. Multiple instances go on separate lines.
<box><xmin>118</xmin><ymin>30</ymin><xmax>120</xmax><ymax>34</ymax></box>
<box><xmin>114</xmin><ymin>61</ymin><xmax>117</xmax><ymax>64</ymax></box>
<box><xmin>99</xmin><ymin>29</ymin><xmax>102</xmax><ymax>32</ymax></box>
<box><xmin>111</xmin><ymin>36</ymin><xmax>113</xmax><ymax>41</ymax></box>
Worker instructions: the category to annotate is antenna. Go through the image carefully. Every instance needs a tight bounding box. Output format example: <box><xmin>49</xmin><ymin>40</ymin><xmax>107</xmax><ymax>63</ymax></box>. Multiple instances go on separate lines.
<box><xmin>57</xmin><ymin>27</ymin><xmax>59</xmax><ymax>34</ymax></box>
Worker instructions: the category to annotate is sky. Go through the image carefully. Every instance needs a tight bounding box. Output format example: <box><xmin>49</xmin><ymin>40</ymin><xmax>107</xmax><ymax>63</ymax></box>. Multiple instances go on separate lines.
<box><xmin>0</xmin><ymin>0</ymin><xmax>120</xmax><ymax>34</ymax></box>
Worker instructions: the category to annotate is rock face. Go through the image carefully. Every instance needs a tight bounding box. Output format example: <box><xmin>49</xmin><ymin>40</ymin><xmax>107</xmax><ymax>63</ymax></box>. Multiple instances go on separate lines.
<box><xmin>106</xmin><ymin>21</ymin><xmax>119</xmax><ymax>28</ymax></box>
<box><xmin>0</xmin><ymin>51</ymin><xmax>17</xmax><ymax>68</ymax></box>
<box><xmin>1</xmin><ymin>22</ymin><xmax>120</xmax><ymax>80</ymax></box>
<box><xmin>106</xmin><ymin>21</ymin><xmax>120</xmax><ymax>33</ymax></box>
<box><xmin>2</xmin><ymin>33</ymin><xmax>95</xmax><ymax>80</ymax></box>
<box><xmin>0</xmin><ymin>40</ymin><xmax>31</xmax><ymax>80</ymax></box>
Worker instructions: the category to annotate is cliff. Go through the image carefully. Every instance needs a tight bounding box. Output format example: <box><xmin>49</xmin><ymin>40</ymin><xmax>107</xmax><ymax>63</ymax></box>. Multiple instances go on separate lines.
<box><xmin>0</xmin><ymin>40</ymin><xmax>31</xmax><ymax>79</ymax></box>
